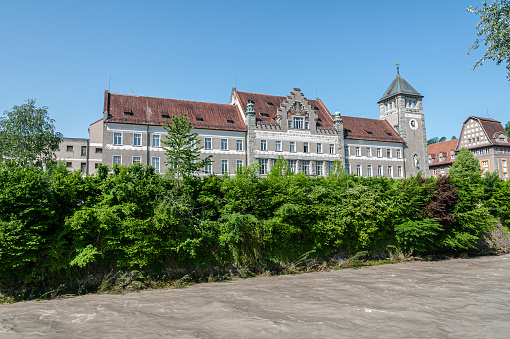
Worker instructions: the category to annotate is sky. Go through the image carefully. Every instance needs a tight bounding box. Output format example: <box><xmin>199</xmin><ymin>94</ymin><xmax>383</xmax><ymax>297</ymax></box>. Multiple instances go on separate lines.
<box><xmin>1</xmin><ymin>0</ymin><xmax>509</xmax><ymax>140</ymax></box>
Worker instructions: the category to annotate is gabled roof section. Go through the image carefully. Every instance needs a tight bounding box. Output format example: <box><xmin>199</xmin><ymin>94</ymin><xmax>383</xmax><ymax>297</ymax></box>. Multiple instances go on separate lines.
<box><xmin>235</xmin><ymin>90</ymin><xmax>334</xmax><ymax>129</ymax></box>
<box><xmin>471</xmin><ymin>116</ymin><xmax>510</xmax><ymax>146</ymax></box>
<box><xmin>428</xmin><ymin>139</ymin><xmax>458</xmax><ymax>166</ymax></box>
<box><xmin>379</xmin><ymin>72</ymin><xmax>422</xmax><ymax>103</ymax></box>
<box><xmin>104</xmin><ymin>91</ymin><xmax>246</xmax><ymax>132</ymax></box>
<box><xmin>342</xmin><ymin>116</ymin><xmax>403</xmax><ymax>142</ymax></box>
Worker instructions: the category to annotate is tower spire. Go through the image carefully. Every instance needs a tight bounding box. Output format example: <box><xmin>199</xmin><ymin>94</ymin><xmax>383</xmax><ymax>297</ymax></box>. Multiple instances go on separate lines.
<box><xmin>395</xmin><ymin>62</ymin><xmax>400</xmax><ymax>74</ymax></box>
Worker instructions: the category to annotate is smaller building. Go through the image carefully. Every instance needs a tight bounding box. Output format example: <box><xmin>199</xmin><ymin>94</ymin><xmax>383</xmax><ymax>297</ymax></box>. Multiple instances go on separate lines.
<box><xmin>55</xmin><ymin>138</ymin><xmax>89</xmax><ymax>174</ymax></box>
<box><xmin>428</xmin><ymin>116</ymin><xmax>510</xmax><ymax>180</ymax></box>
<box><xmin>428</xmin><ymin>139</ymin><xmax>458</xmax><ymax>177</ymax></box>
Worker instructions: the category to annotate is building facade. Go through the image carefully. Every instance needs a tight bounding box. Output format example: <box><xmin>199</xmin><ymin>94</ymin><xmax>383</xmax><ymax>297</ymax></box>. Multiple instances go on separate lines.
<box><xmin>60</xmin><ymin>71</ymin><xmax>429</xmax><ymax>179</ymax></box>
<box><xmin>428</xmin><ymin>116</ymin><xmax>510</xmax><ymax>180</ymax></box>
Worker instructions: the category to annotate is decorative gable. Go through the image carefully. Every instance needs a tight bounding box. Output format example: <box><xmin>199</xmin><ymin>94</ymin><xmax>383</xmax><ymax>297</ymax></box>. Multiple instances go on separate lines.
<box><xmin>276</xmin><ymin>88</ymin><xmax>318</xmax><ymax>133</ymax></box>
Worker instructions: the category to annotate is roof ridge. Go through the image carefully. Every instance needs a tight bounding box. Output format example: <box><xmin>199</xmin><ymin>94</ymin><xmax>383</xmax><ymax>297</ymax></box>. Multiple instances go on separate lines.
<box><xmin>109</xmin><ymin>92</ymin><xmax>235</xmax><ymax>107</ymax></box>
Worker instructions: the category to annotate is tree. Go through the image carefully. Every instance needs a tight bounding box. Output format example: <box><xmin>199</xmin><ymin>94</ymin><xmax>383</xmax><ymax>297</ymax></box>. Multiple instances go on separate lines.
<box><xmin>0</xmin><ymin>99</ymin><xmax>62</xmax><ymax>167</ymax></box>
<box><xmin>505</xmin><ymin>121</ymin><xmax>510</xmax><ymax>135</ymax></box>
<box><xmin>448</xmin><ymin>148</ymin><xmax>482</xmax><ymax>178</ymax></box>
<box><xmin>451</xmin><ymin>136</ymin><xmax>457</xmax><ymax>140</ymax></box>
<box><xmin>427</xmin><ymin>136</ymin><xmax>447</xmax><ymax>145</ymax></box>
<box><xmin>468</xmin><ymin>1</ymin><xmax>510</xmax><ymax>81</ymax></box>
<box><xmin>161</xmin><ymin>113</ymin><xmax>212</xmax><ymax>180</ymax></box>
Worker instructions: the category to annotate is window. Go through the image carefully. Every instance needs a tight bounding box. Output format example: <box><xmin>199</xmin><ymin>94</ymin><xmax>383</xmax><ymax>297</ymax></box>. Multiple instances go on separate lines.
<box><xmin>346</xmin><ymin>164</ymin><xmax>351</xmax><ymax>175</ymax></box>
<box><xmin>293</xmin><ymin>117</ymin><xmax>304</xmax><ymax>129</ymax></box>
<box><xmin>396</xmin><ymin>149</ymin><xmax>402</xmax><ymax>159</ymax></box>
<box><xmin>205</xmin><ymin>137</ymin><xmax>212</xmax><ymax>150</ymax></box>
<box><xmin>388</xmin><ymin>166</ymin><xmax>393</xmax><ymax>177</ymax></box>
<box><xmin>205</xmin><ymin>164</ymin><xmax>212</xmax><ymax>174</ymax></box>
<box><xmin>95</xmin><ymin>147</ymin><xmax>102</xmax><ymax>154</ymax></box>
<box><xmin>290</xmin><ymin>141</ymin><xmax>296</xmax><ymax>152</ymax></box>
<box><xmin>288</xmin><ymin>160</ymin><xmax>297</xmax><ymax>173</ymax></box>
<box><xmin>397</xmin><ymin>166</ymin><xmax>402</xmax><ymax>178</ymax></box>
<box><xmin>133</xmin><ymin>133</ymin><xmax>142</xmax><ymax>146</ymax></box>
<box><xmin>303</xmin><ymin>142</ymin><xmax>309</xmax><ymax>153</ymax></box>
<box><xmin>152</xmin><ymin>135</ymin><xmax>160</xmax><ymax>147</ymax></box>
<box><xmin>367</xmin><ymin>164</ymin><xmax>372</xmax><ymax>177</ymax></box>
<box><xmin>503</xmin><ymin>160</ymin><xmax>507</xmax><ymax>169</ymax></box>
<box><xmin>113</xmin><ymin>156</ymin><xmax>122</xmax><ymax>165</ymax></box>
<box><xmin>81</xmin><ymin>146</ymin><xmax>87</xmax><ymax>156</ymax></box>
<box><xmin>387</xmin><ymin>149</ymin><xmax>391</xmax><ymax>158</ymax></box>
<box><xmin>133</xmin><ymin>156</ymin><xmax>141</xmax><ymax>164</ymax></box>
<box><xmin>236</xmin><ymin>139</ymin><xmax>243</xmax><ymax>151</ymax></box>
<box><xmin>66</xmin><ymin>161</ymin><xmax>72</xmax><ymax>168</ymax></box>
<box><xmin>329</xmin><ymin>144</ymin><xmax>334</xmax><ymax>154</ymax></box>
<box><xmin>328</xmin><ymin>161</ymin><xmax>334</xmax><ymax>174</ymax></box>
<box><xmin>151</xmin><ymin>157</ymin><xmax>160</xmax><ymax>172</ymax></box>
<box><xmin>482</xmin><ymin>160</ymin><xmax>489</xmax><ymax>172</ymax></box>
<box><xmin>302</xmin><ymin>160</ymin><xmax>310</xmax><ymax>175</ymax></box>
<box><xmin>236</xmin><ymin>160</ymin><xmax>243</xmax><ymax>169</ymax></box>
<box><xmin>222</xmin><ymin>160</ymin><xmax>228</xmax><ymax>174</ymax></box>
<box><xmin>305</xmin><ymin>121</ymin><xmax>309</xmax><ymax>130</ymax></box>
<box><xmin>288</xmin><ymin>120</ymin><xmax>292</xmax><ymax>129</ymax></box>
<box><xmin>221</xmin><ymin>139</ymin><xmax>228</xmax><ymax>150</ymax></box>
<box><xmin>344</xmin><ymin>146</ymin><xmax>349</xmax><ymax>156</ymax></box>
<box><xmin>377</xmin><ymin>165</ymin><xmax>382</xmax><ymax>177</ymax></box>
<box><xmin>355</xmin><ymin>147</ymin><xmax>360</xmax><ymax>157</ymax></box>
<box><xmin>81</xmin><ymin>163</ymin><xmax>86</xmax><ymax>172</ymax></box>
<box><xmin>114</xmin><ymin>132</ymin><xmax>122</xmax><ymax>145</ymax></box>
<box><xmin>316</xmin><ymin>161</ymin><xmax>324</xmax><ymax>176</ymax></box>
<box><xmin>440</xmin><ymin>168</ymin><xmax>445</xmax><ymax>175</ymax></box>
<box><xmin>66</xmin><ymin>145</ymin><xmax>73</xmax><ymax>152</ymax></box>
<box><xmin>259</xmin><ymin>159</ymin><xmax>268</xmax><ymax>175</ymax></box>
<box><xmin>366</xmin><ymin>147</ymin><xmax>371</xmax><ymax>157</ymax></box>
<box><xmin>316</xmin><ymin>143</ymin><xmax>323</xmax><ymax>154</ymax></box>
<box><xmin>275</xmin><ymin>140</ymin><xmax>282</xmax><ymax>152</ymax></box>
<box><xmin>377</xmin><ymin>148</ymin><xmax>382</xmax><ymax>158</ymax></box>
<box><xmin>356</xmin><ymin>164</ymin><xmax>361</xmax><ymax>176</ymax></box>
<box><xmin>94</xmin><ymin>163</ymin><xmax>101</xmax><ymax>168</ymax></box>
<box><xmin>260</xmin><ymin>140</ymin><xmax>267</xmax><ymax>151</ymax></box>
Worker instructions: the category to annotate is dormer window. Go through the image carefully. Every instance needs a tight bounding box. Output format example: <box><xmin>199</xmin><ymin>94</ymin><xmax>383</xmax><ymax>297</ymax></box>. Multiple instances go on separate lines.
<box><xmin>266</xmin><ymin>102</ymin><xmax>274</xmax><ymax>106</ymax></box>
<box><xmin>227</xmin><ymin>120</ymin><xmax>234</xmax><ymax>124</ymax></box>
<box><xmin>196</xmin><ymin>117</ymin><xmax>204</xmax><ymax>121</ymax></box>
<box><xmin>124</xmin><ymin>111</ymin><xmax>134</xmax><ymax>116</ymax></box>
<box><xmin>162</xmin><ymin>114</ymin><xmax>170</xmax><ymax>119</ymax></box>
<box><xmin>260</xmin><ymin>113</ymin><xmax>270</xmax><ymax>117</ymax></box>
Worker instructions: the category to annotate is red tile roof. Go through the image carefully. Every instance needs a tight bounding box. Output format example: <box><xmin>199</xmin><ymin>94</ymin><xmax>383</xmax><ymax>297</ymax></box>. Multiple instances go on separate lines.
<box><xmin>235</xmin><ymin>90</ymin><xmax>335</xmax><ymax>130</ymax></box>
<box><xmin>475</xmin><ymin>116</ymin><xmax>510</xmax><ymax>146</ymax></box>
<box><xmin>104</xmin><ymin>91</ymin><xmax>246</xmax><ymax>132</ymax></box>
<box><xmin>428</xmin><ymin>139</ymin><xmax>458</xmax><ymax>166</ymax></box>
<box><xmin>342</xmin><ymin>116</ymin><xmax>403</xmax><ymax>142</ymax></box>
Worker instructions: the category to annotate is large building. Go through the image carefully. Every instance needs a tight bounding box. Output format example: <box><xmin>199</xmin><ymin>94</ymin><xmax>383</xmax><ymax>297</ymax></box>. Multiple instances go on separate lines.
<box><xmin>428</xmin><ymin>116</ymin><xmax>510</xmax><ymax>180</ymax></box>
<box><xmin>58</xmin><ymin>71</ymin><xmax>429</xmax><ymax>178</ymax></box>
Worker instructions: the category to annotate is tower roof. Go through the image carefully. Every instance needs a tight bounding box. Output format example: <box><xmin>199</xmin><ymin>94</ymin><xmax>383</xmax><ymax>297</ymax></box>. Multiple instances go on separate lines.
<box><xmin>378</xmin><ymin>72</ymin><xmax>422</xmax><ymax>103</ymax></box>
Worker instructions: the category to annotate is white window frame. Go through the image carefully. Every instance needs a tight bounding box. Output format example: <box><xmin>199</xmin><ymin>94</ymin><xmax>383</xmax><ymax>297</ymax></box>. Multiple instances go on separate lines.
<box><xmin>290</xmin><ymin>141</ymin><xmax>296</xmax><ymax>152</ymax></box>
<box><xmin>367</xmin><ymin>164</ymin><xmax>372</xmax><ymax>177</ymax></box>
<box><xmin>236</xmin><ymin>139</ymin><xmax>243</xmax><ymax>151</ymax></box>
<box><xmin>113</xmin><ymin>155</ymin><xmax>122</xmax><ymax>165</ymax></box>
<box><xmin>113</xmin><ymin>132</ymin><xmax>122</xmax><ymax>145</ymax></box>
<box><xmin>387</xmin><ymin>149</ymin><xmax>392</xmax><ymax>158</ymax></box>
<box><xmin>221</xmin><ymin>159</ymin><xmax>228</xmax><ymax>174</ymax></box>
<box><xmin>397</xmin><ymin>166</ymin><xmax>402</xmax><ymax>178</ymax></box>
<box><xmin>236</xmin><ymin>160</ymin><xmax>243</xmax><ymax>169</ymax></box>
<box><xmin>205</xmin><ymin>163</ymin><xmax>212</xmax><ymax>174</ymax></box>
<box><xmin>377</xmin><ymin>165</ymin><xmax>382</xmax><ymax>177</ymax></box>
<box><xmin>260</xmin><ymin>140</ymin><xmax>267</xmax><ymax>151</ymax></box>
<box><xmin>152</xmin><ymin>134</ymin><xmax>160</xmax><ymax>147</ymax></box>
<box><xmin>133</xmin><ymin>133</ymin><xmax>142</xmax><ymax>146</ymax></box>
<box><xmin>329</xmin><ymin>144</ymin><xmax>335</xmax><ymax>154</ymax></box>
<box><xmin>132</xmin><ymin>156</ymin><xmax>141</xmax><ymax>164</ymax></box>
<box><xmin>293</xmin><ymin>116</ymin><xmax>304</xmax><ymax>129</ymax></box>
<box><xmin>396</xmin><ymin>149</ymin><xmax>402</xmax><ymax>159</ymax></box>
<box><xmin>316</xmin><ymin>161</ymin><xmax>324</xmax><ymax>176</ymax></box>
<box><xmin>288</xmin><ymin>160</ymin><xmax>297</xmax><ymax>173</ymax></box>
<box><xmin>259</xmin><ymin>159</ymin><xmax>268</xmax><ymax>175</ymax></box>
<box><xmin>275</xmin><ymin>140</ymin><xmax>282</xmax><ymax>152</ymax></box>
<box><xmin>221</xmin><ymin>139</ymin><xmax>228</xmax><ymax>150</ymax></box>
<box><xmin>356</xmin><ymin>164</ymin><xmax>362</xmax><ymax>176</ymax></box>
<box><xmin>388</xmin><ymin>165</ymin><xmax>393</xmax><ymax>177</ymax></box>
<box><xmin>151</xmin><ymin>157</ymin><xmax>160</xmax><ymax>173</ymax></box>
<box><xmin>303</xmin><ymin>142</ymin><xmax>309</xmax><ymax>153</ymax></box>
<box><xmin>377</xmin><ymin>148</ymin><xmax>382</xmax><ymax>158</ymax></box>
<box><xmin>346</xmin><ymin>163</ymin><xmax>351</xmax><ymax>175</ymax></box>
<box><xmin>366</xmin><ymin>147</ymin><xmax>371</xmax><ymax>157</ymax></box>
<box><xmin>205</xmin><ymin>137</ymin><xmax>212</xmax><ymax>150</ymax></box>
<box><xmin>355</xmin><ymin>147</ymin><xmax>360</xmax><ymax>157</ymax></box>
<box><xmin>344</xmin><ymin>146</ymin><xmax>349</xmax><ymax>156</ymax></box>
<box><xmin>302</xmin><ymin>160</ymin><xmax>310</xmax><ymax>175</ymax></box>
<box><xmin>317</xmin><ymin>143</ymin><xmax>322</xmax><ymax>154</ymax></box>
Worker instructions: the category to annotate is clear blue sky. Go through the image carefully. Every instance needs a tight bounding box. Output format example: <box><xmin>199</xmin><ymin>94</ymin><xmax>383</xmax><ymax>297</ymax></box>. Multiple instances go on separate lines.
<box><xmin>1</xmin><ymin>0</ymin><xmax>509</xmax><ymax>139</ymax></box>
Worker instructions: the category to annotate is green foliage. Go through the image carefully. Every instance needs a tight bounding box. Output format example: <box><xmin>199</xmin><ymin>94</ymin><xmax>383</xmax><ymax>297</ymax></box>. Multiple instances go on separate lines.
<box><xmin>448</xmin><ymin>148</ymin><xmax>482</xmax><ymax>179</ymax></box>
<box><xmin>427</xmin><ymin>136</ymin><xmax>447</xmax><ymax>145</ymax></box>
<box><xmin>0</xmin><ymin>99</ymin><xmax>62</xmax><ymax>167</ymax></box>
<box><xmin>0</xmin><ymin>157</ymin><xmax>507</xmax><ymax>298</ymax></box>
<box><xmin>505</xmin><ymin>121</ymin><xmax>510</xmax><ymax>136</ymax></box>
<box><xmin>161</xmin><ymin>113</ymin><xmax>212</xmax><ymax>180</ymax></box>
<box><xmin>468</xmin><ymin>0</ymin><xmax>510</xmax><ymax>81</ymax></box>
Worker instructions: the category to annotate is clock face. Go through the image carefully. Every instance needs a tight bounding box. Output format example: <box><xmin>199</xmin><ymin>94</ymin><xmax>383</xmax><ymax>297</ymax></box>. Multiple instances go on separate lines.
<box><xmin>409</xmin><ymin>119</ymin><xmax>418</xmax><ymax>130</ymax></box>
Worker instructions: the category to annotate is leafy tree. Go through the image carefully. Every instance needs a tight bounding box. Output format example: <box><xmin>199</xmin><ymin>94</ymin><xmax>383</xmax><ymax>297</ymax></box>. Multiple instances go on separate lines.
<box><xmin>161</xmin><ymin>113</ymin><xmax>212</xmax><ymax>180</ymax></box>
<box><xmin>0</xmin><ymin>99</ymin><xmax>62</xmax><ymax>167</ymax></box>
<box><xmin>448</xmin><ymin>148</ymin><xmax>482</xmax><ymax>178</ymax></box>
<box><xmin>451</xmin><ymin>136</ymin><xmax>457</xmax><ymax>140</ymax></box>
<box><xmin>505</xmin><ymin>121</ymin><xmax>510</xmax><ymax>135</ymax></box>
<box><xmin>468</xmin><ymin>1</ymin><xmax>510</xmax><ymax>81</ymax></box>
<box><xmin>427</xmin><ymin>136</ymin><xmax>447</xmax><ymax>145</ymax></box>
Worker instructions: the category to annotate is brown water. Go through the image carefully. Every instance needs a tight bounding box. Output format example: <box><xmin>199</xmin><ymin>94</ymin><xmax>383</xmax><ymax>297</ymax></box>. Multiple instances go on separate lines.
<box><xmin>1</xmin><ymin>254</ymin><xmax>510</xmax><ymax>338</ymax></box>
